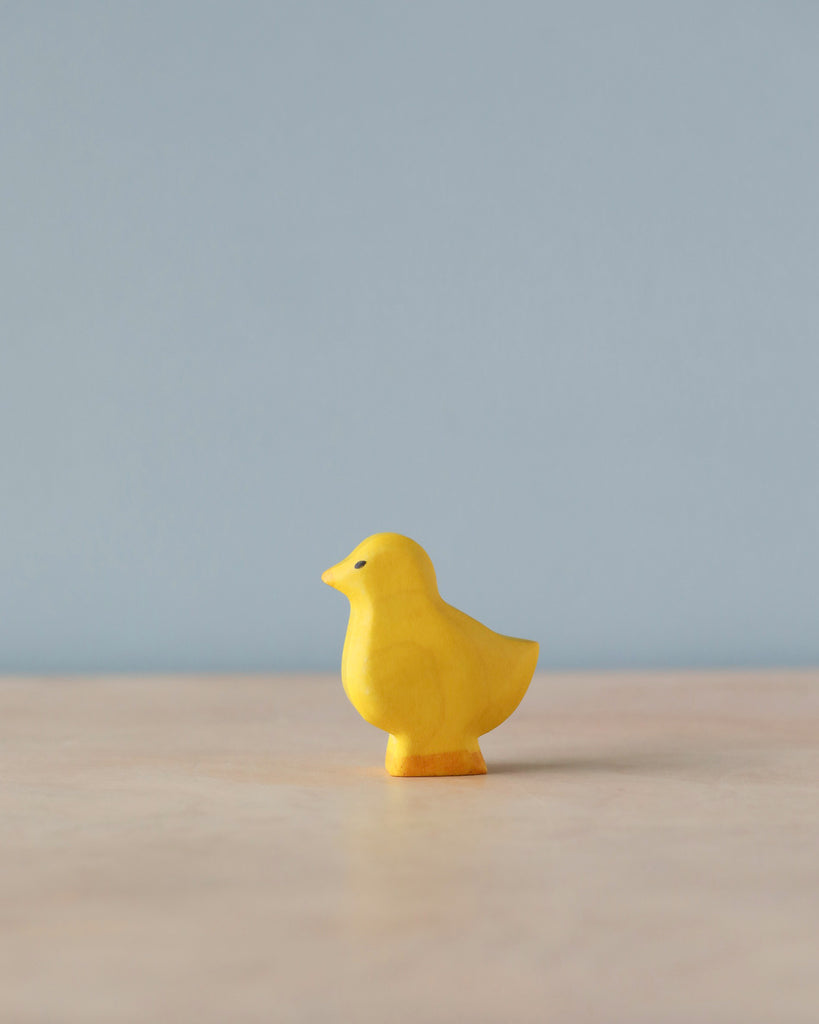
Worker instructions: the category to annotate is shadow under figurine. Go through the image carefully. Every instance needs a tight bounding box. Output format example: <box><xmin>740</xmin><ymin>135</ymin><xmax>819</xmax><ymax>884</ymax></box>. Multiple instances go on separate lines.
<box><xmin>321</xmin><ymin>533</ymin><xmax>538</xmax><ymax>777</ymax></box>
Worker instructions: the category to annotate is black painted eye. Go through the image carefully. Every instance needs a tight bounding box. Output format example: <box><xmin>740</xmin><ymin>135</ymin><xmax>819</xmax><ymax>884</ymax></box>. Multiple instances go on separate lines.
<box><xmin>354</xmin><ymin>560</ymin><xmax>366</xmax><ymax>569</ymax></box>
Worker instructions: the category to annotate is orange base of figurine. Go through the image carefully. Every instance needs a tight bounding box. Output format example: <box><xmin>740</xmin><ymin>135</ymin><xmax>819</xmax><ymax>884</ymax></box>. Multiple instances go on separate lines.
<box><xmin>385</xmin><ymin>747</ymin><xmax>487</xmax><ymax>777</ymax></box>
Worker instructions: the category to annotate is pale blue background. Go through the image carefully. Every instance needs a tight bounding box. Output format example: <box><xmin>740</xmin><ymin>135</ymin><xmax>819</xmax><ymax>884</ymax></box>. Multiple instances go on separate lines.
<box><xmin>2</xmin><ymin>2</ymin><xmax>818</xmax><ymax>672</ymax></box>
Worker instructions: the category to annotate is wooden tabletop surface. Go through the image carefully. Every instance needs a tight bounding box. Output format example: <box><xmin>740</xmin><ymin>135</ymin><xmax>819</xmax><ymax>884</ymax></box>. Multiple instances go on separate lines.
<box><xmin>1</xmin><ymin>671</ymin><xmax>817</xmax><ymax>1023</ymax></box>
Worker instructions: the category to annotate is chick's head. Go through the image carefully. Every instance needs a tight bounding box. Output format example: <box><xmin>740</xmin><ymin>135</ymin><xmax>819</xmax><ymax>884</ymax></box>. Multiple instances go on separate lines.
<box><xmin>321</xmin><ymin>533</ymin><xmax>438</xmax><ymax>603</ymax></box>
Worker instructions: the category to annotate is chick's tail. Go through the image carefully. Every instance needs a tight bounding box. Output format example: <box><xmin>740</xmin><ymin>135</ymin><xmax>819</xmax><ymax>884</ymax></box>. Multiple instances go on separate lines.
<box><xmin>476</xmin><ymin>636</ymin><xmax>539</xmax><ymax>736</ymax></box>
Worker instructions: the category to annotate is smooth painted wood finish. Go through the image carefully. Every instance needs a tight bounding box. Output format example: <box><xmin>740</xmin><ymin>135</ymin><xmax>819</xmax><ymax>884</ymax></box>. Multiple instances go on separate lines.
<box><xmin>322</xmin><ymin>533</ymin><xmax>538</xmax><ymax>775</ymax></box>
<box><xmin>1</xmin><ymin>671</ymin><xmax>817</xmax><ymax>1023</ymax></box>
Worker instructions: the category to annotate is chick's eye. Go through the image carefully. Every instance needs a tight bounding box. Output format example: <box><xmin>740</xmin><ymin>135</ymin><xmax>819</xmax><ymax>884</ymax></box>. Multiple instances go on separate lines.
<box><xmin>354</xmin><ymin>560</ymin><xmax>366</xmax><ymax>569</ymax></box>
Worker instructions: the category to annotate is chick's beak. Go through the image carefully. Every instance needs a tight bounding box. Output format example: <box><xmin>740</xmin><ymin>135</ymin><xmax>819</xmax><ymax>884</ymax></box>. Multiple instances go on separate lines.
<box><xmin>321</xmin><ymin>565</ymin><xmax>340</xmax><ymax>589</ymax></box>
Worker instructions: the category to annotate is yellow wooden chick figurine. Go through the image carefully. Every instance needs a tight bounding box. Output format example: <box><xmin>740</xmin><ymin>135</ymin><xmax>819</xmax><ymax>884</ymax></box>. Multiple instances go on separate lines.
<box><xmin>321</xmin><ymin>533</ymin><xmax>538</xmax><ymax>777</ymax></box>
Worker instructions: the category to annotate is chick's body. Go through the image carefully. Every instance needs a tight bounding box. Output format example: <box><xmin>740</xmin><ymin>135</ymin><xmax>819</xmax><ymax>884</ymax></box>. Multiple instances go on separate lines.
<box><xmin>322</xmin><ymin>533</ymin><xmax>538</xmax><ymax>776</ymax></box>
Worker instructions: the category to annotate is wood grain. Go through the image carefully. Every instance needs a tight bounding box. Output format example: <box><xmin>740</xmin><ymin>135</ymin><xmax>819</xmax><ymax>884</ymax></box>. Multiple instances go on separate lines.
<box><xmin>1</xmin><ymin>671</ymin><xmax>817</xmax><ymax>1023</ymax></box>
